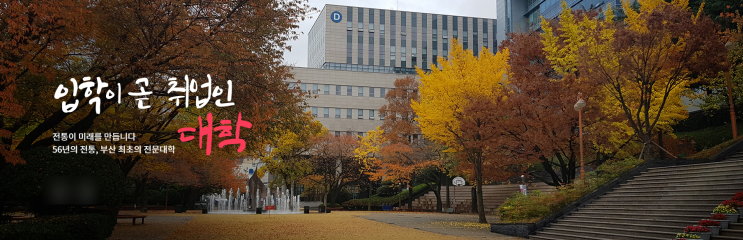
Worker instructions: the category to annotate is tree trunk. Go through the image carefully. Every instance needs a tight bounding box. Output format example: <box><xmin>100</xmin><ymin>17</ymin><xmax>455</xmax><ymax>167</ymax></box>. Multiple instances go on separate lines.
<box><xmin>658</xmin><ymin>130</ymin><xmax>665</xmax><ymax>159</ymax></box>
<box><xmin>139</xmin><ymin>178</ymin><xmax>148</xmax><ymax>213</ymax></box>
<box><xmin>474</xmin><ymin>160</ymin><xmax>487</xmax><ymax>223</ymax></box>
<box><xmin>368</xmin><ymin>181</ymin><xmax>372</xmax><ymax>211</ymax></box>
<box><xmin>290</xmin><ymin>182</ymin><xmax>295</xmax><ymax>211</ymax></box>
<box><xmin>408</xmin><ymin>174</ymin><xmax>414</xmax><ymax>210</ymax></box>
<box><xmin>434</xmin><ymin>176</ymin><xmax>443</xmax><ymax>212</ymax></box>
<box><xmin>446</xmin><ymin>175</ymin><xmax>451</xmax><ymax>208</ymax></box>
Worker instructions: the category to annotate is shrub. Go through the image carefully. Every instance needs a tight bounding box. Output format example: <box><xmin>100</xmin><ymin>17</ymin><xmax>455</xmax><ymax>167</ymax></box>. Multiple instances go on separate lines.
<box><xmin>710</xmin><ymin>213</ymin><xmax>727</xmax><ymax>220</ymax></box>
<box><xmin>713</xmin><ymin>205</ymin><xmax>739</xmax><ymax>214</ymax></box>
<box><xmin>698</xmin><ymin>220</ymin><xmax>720</xmax><ymax>227</ymax></box>
<box><xmin>497</xmin><ymin>157</ymin><xmax>642</xmax><ymax>223</ymax></box>
<box><xmin>676</xmin><ymin>233</ymin><xmax>701</xmax><ymax>239</ymax></box>
<box><xmin>0</xmin><ymin>213</ymin><xmax>116</xmax><ymax>240</ymax></box>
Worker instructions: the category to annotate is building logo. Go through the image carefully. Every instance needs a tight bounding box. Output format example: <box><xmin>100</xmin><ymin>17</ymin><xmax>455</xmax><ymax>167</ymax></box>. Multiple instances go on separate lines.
<box><xmin>331</xmin><ymin>11</ymin><xmax>342</xmax><ymax>23</ymax></box>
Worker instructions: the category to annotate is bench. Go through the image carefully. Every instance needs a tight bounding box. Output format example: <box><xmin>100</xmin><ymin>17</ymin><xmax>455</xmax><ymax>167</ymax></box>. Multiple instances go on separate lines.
<box><xmin>326</xmin><ymin>207</ymin><xmax>343</xmax><ymax>211</ymax></box>
<box><xmin>117</xmin><ymin>215</ymin><xmax>147</xmax><ymax>225</ymax></box>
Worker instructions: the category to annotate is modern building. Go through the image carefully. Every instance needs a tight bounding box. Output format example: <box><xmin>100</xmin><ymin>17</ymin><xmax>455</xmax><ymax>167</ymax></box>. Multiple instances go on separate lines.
<box><xmin>496</xmin><ymin>0</ymin><xmax>625</xmax><ymax>42</ymax></box>
<box><xmin>294</xmin><ymin>5</ymin><xmax>498</xmax><ymax>136</ymax></box>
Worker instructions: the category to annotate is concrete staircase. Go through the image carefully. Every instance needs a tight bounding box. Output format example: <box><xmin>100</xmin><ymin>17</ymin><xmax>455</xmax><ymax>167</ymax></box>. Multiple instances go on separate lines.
<box><xmin>412</xmin><ymin>182</ymin><xmax>557</xmax><ymax>214</ymax></box>
<box><xmin>531</xmin><ymin>157</ymin><xmax>743</xmax><ymax>240</ymax></box>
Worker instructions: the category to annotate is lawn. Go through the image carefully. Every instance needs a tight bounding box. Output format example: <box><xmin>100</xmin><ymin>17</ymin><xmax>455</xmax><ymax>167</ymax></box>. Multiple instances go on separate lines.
<box><xmin>159</xmin><ymin>212</ymin><xmax>470</xmax><ymax>240</ymax></box>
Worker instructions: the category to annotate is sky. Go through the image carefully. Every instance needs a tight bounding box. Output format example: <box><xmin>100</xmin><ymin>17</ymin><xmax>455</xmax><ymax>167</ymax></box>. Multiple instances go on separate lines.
<box><xmin>282</xmin><ymin>0</ymin><xmax>498</xmax><ymax>67</ymax></box>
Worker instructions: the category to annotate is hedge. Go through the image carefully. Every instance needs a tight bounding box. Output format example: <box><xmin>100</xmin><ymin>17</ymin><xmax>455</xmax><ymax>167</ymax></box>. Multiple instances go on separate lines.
<box><xmin>343</xmin><ymin>183</ymin><xmax>431</xmax><ymax>207</ymax></box>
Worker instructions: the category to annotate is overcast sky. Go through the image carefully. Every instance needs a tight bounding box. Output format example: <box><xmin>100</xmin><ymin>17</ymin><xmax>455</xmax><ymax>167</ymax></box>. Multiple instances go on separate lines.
<box><xmin>282</xmin><ymin>0</ymin><xmax>498</xmax><ymax>67</ymax></box>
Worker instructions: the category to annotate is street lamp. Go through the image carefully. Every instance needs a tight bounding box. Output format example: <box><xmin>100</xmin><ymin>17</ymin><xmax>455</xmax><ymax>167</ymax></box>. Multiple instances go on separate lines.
<box><xmin>574</xmin><ymin>94</ymin><xmax>586</xmax><ymax>180</ymax></box>
<box><xmin>725</xmin><ymin>42</ymin><xmax>738</xmax><ymax>140</ymax></box>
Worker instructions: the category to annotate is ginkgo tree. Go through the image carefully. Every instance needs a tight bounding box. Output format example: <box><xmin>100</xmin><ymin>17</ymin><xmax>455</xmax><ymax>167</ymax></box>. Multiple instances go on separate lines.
<box><xmin>541</xmin><ymin>0</ymin><xmax>727</xmax><ymax>159</ymax></box>
<box><xmin>412</xmin><ymin>38</ymin><xmax>510</xmax><ymax>223</ymax></box>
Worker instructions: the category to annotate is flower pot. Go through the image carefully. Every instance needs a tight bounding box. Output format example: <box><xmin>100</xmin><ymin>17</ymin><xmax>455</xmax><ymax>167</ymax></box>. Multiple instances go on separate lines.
<box><xmin>724</xmin><ymin>213</ymin><xmax>739</xmax><ymax>223</ymax></box>
<box><xmin>690</xmin><ymin>232</ymin><xmax>711</xmax><ymax>240</ymax></box>
<box><xmin>717</xmin><ymin>220</ymin><xmax>730</xmax><ymax>229</ymax></box>
<box><xmin>704</xmin><ymin>226</ymin><xmax>720</xmax><ymax>235</ymax></box>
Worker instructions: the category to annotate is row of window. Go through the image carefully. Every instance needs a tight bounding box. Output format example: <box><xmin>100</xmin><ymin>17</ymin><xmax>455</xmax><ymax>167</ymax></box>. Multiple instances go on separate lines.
<box><xmin>307</xmin><ymin>107</ymin><xmax>383</xmax><ymax>120</ymax></box>
<box><xmin>344</xmin><ymin>7</ymin><xmax>496</xmax><ymax>69</ymax></box>
<box><xmin>320</xmin><ymin>62</ymin><xmax>426</xmax><ymax>74</ymax></box>
<box><xmin>289</xmin><ymin>82</ymin><xmax>391</xmax><ymax>98</ymax></box>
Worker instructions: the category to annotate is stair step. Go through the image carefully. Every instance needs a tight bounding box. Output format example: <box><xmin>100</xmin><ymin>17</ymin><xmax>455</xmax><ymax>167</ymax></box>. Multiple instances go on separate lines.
<box><xmin>584</xmin><ymin>204</ymin><xmax>719</xmax><ymax>210</ymax></box>
<box><xmin>600</xmin><ymin>193</ymin><xmax>735</xmax><ymax>201</ymax></box>
<box><xmin>627</xmin><ymin>172</ymin><xmax>743</xmax><ymax>184</ymax></box>
<box><xmin>615</xmin><ymin>184</ymin><xmax>743</xmax><ymax>191</ymax></box>
<box><xmin>569</xmin><ymin>211</ymin><xmax>710</xmax><ymax>221</ymax></box>
<box><xmin>562</xmin><ymin>215</ymin><xmax>698</xmax><ymax>226</ymax></box>
<box><xmin>578</xmin><ymin>207</ymin><xmax>712</xmax><ymax>215</ymax></box>
<box><xmin>540</xmin><ymin>224</ymin><xmax>670</xmax><ymax>240</ymax></box>
<box><xmin>593</xmin><ymin>198</ymin><xmax>726</xmax><ymax>205</ymax></box>
<box><xmin>558</xmin><ymin>219</ymin><xmax>682</xmax><ymax>232</ymax></box>
<box><xmin>634</xmin><ymin>168</ymin><xmax>743</xmax><ymax>179</ymax></box>
<box><xmin>607</xmin><ymin>189</ymin><xmax>740</xmax><ymax>195</ymax></box>
<box><xmin>646</xmin><ymin>159</ymin><xmax>743</xmax><ymax>172</ymax></box>
<box><xmin>532</xmin><ymin>231</ymin><xmax>605</xmax><ymax>240</ymax></box>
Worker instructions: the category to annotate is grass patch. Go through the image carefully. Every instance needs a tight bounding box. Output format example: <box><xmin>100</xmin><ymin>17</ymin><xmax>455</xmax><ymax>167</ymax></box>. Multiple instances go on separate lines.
<box><xmin>686</xmin><ymin>137</ymin><xmax>743</xmax><ymax>159</ymax></box>
<box><xmin>164</xmin><ymin>211</ymin><xmax>470</xmax><ymax>240</ymax></box>
<box><xmin>497</xmin><ymin>157</ymin><xmax>643</xmax><ymax>223</ymax></box>
<box><xmin>675</xmin><ymin>122</ymin><xmax>743</xmax><ymax>151</ymax></box>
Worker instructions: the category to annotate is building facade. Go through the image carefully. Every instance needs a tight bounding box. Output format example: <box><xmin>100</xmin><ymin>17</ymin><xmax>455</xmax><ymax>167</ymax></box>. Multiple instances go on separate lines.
<box><xmin>309</xmin><ymin>5</ymin><xmax>498</xmax><ymax>74</ymax></box>
<box><xmin>496</xmin><ymin>0</ymin><xmax>625</xmax><ymax>42</ymax></box>
<box><xmin>299</xmin><ymin>5</ymin><xmax>499</xmax><ymax>136</ymax></box>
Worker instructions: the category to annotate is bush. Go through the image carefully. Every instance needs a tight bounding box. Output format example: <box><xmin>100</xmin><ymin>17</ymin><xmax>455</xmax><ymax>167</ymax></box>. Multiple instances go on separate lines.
<box><xmin>0</xmin><ymin>213</ymin><xmax>116</xmax><ymax>240</ymax></box>
<box><xmin>0</xmin><ymin>148</ymin><xmax>125</xmax><ymax>216</ymax></box>
<box><xmin>376</xmin><ymin>184</ymin><xmax>400</xmax><ymax>197</ymax></box>
<box><xmin>344</xmin><ymin>183</ymin><xmax>431</xmax><ymax>207</ymax></box>
<box><xmin>498</xmin><ymin>157</ymin><xmax>642</xmax><ymax>223</ymax></box>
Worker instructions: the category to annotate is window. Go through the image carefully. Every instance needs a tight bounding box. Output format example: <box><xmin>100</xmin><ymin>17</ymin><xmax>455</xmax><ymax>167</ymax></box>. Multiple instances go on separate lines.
<box><xmin>312</xmin><ymin>107</ymin><xmax>318</xmax><ymax>117</ymax></box>
<box><xmin>323</xmin><ymin>107</ymin><xmax>329</xmax><ymax>118</ymax></box>
<box><xmin>313</xmin><ymin>84</ymin><xmax>318</xmax><ymax>94</ymax></box>
<box><xmin>369</xmin><ymin>8</ymin><xmax>374</xmax><ymax>30</ymax></box>
<box><xmin>335</xmin><ymin>131</ymin><xmax>341</xmax><ymax>136</ymax></box>
<box><xmin>380</xmin><ymin>112</ymin><xmax>385</xmax><ymax>120</ymax></box>
<box><xmin>301</xmin><ymin>83</ymin><xmax>307</xmax><ymax>92</ymax></box>
<box><xmin>380</xmin><ymin>88</ymin><xmax>386</xmax><ymax>98</ymax></box>
<box><xmin>324</xmin><ymin>85</ymin><xmax>330</xmax><ymax>94</ymax></box>
<box><xmin>347</xmin><ymin>109</ymin><xmax>352</xmax><ymax>119</ymax></box>
<box><xmin>358</xmin><ymin>132</ymin><xmax>364</xmax><ymax>137</ymax></box>
<box><xmin>358</xmin><ymin>86</ymin><xmax>364</xmax><ymax>96</ymax></box>
<box><xmin>335</xmin><ymin>108</ymin><xmax>341</xmax><ymax>118</ymax></box>
<box><xmin>347</xmin><ymin>86</ymin><xmax>353</xmax><ymax>96</ymax></box>
<box><xmin>369</xmin><ymin>87</ymin><xmax>375</xmax><ymax>97</ymax></box>
<box><xmin>289</xmin><ymin>82</ymin><xmax>295</xmax><ymax>89</ymax></box>
<box><xmin>369</xmin><ymin>110</ymin><xmax>375</xmax><ymax>120</ymax></box>
<box><xmin>358</xmin><ymin>109</ymin><xmax>363</xmax><ymax>119</ymax></box>
<box><xmin>336</xmin><ymin>85</ymin><xmax>341</xmax><ymax>95</ymax></box>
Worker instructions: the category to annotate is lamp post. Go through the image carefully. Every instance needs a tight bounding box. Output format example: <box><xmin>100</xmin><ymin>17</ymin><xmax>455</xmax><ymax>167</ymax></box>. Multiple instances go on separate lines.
<box><xmin>726</xmin><ymin>42</ymin><xmax>738</xmax><ymax>140</ymax></box>
<box><xmin>574</xmin><ymin>94</ymin><xmax>586</xmax><ymax>180</ymax></box>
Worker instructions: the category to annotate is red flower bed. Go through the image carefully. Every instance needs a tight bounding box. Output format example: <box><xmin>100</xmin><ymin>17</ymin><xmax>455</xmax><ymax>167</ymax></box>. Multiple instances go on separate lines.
<box><xmin>684</xmin><ymin>225</ymin><xmax>710</xmax><ymax>233</ymax></box>
<box><xmin>698</xmin><ymin>220</ymin><xmax>720</xmax><ymax>227</ymax></box>
<box><xmin>710</xmin><ymin>213</ymin><xmax>727</xmax><ymax>220</ymax></box>
<box><xmin>732</xmin><ymin>192</ymin><xmax>743</xmax><ymax>201</ymax></box>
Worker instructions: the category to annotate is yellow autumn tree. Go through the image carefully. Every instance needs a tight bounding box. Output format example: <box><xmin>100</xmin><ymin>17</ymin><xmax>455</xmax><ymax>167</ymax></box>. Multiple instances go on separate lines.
<box><xmin>411</xmin><ymin>38</ymin><xmax>510</xmax><ymax>223</ymax></box>
<box><xmin>354</xmin><ymin>126</ymin><xmax>385</xmax><ymax>210</ymax></box>
<box><xmin>261</xmin><ymin>114</ymin><xmax>325</xmax><ymax>193</ymax></box>
<box><xmin>541</xmin><ymin>0</ymin><xmax>727</xmax><ymax>159</ymax></box>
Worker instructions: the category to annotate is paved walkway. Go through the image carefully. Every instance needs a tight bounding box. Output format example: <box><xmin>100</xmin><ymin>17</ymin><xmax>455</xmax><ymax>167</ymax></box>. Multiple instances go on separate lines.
<box><xmin>358</xmin><ymin>212</ymin><xmax>518</xmax><ymax>240</ymax></box>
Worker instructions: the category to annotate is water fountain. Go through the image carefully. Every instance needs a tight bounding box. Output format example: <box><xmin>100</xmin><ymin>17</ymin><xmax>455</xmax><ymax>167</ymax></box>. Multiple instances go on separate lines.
<box><xmin>203</xmin><ymin>186</ymin><xmax>302</xmax><ymax>214</ymax></box>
